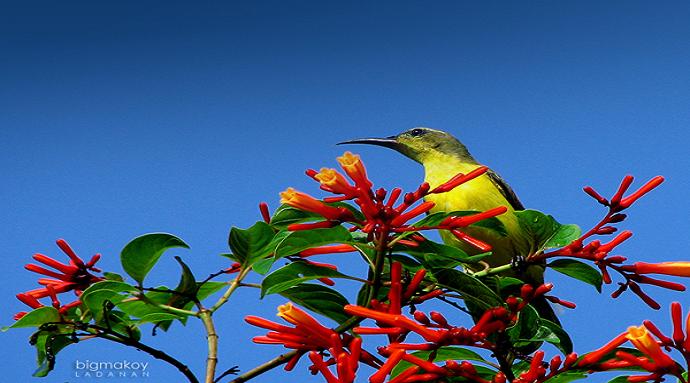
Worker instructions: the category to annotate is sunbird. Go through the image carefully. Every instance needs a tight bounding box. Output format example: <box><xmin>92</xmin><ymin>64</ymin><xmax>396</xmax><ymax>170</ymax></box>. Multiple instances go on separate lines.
<box><xmin>340</xmin><ymin>127</ymin><xmax>558</xmax><ymax>322</ymax></box>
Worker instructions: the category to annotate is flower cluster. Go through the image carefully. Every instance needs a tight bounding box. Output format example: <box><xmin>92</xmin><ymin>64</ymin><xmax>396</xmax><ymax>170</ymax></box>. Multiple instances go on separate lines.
<box><xmin>245</xmin><ymin>302</ymin><xmax>380</xmax><ymax>382</ymax></box>
<box><xmin>580</xmin><ymin>302</ymin><xmax>690</xmax><ymax>382</ymax></box>
<box><xmin>533</xmin><ymin>175</ymin><xmax>690</xmax><ymax>308</ymax></box>
<box><xmin>277</xmin><ymin>152</ymin><xmax>506</xmax><ymax>252</ymax></box>
<box><xmin>248</xmin><ymin>261</ymin><xmax>568</xmax><ymax>383</ymax></box>
<box><xmin>339</xmin><ymin>262</ymin><xmax>561</xmax><ymax>383</ymax></box>
<box><xmin>14</xmin><ymin>239</ymin><xmax>103</xmax><ymax>320</ymax></box>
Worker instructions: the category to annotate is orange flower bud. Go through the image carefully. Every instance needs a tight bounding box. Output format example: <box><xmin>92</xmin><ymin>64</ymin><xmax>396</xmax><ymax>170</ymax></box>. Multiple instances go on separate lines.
<box><xmin>626</xmin><ymin>325</ymin><xmax>676</xmax><ymax>369</ymax></box>
<box><xmin>369</xmin><ymin>349</ymin><xmax>405</xmax><ymax>383</ymax></box>
<box><xmin>280</xmin><ymin>188</ymin><xmax>347</xmax><ymax>220</ymax></box>
<box><xmin>277</xmin><ymin>302</ymin><xmax>333</xmax><ymax>339</ymax></box>
<box><xmin>337</xmin><ymin>152</ymin><xmax>372</xmax><ymax>189</ymax></box>
<box><xmin>633</xmin><ymin>261</ymin><xmax>690</xmax><ymax>277</ymax></box>
<box><xmin>315</xmin><ymin>168</ymin><xmax>357</xmax><ymax>195</ymax></box>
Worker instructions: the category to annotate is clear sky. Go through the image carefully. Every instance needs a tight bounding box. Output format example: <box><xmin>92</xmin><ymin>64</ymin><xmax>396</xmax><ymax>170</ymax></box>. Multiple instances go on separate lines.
<box><xmin>2</xmin><ymin>1</ymin><xmax>690</xmax><ymax>382</ymax></box>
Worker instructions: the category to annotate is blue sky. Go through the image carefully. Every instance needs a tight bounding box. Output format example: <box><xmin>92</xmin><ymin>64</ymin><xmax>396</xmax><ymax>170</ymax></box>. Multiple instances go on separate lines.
<box><xmin>2</xmin><ymin>1</ymin><xmax>690</xmax><ymax>382</ymax></box>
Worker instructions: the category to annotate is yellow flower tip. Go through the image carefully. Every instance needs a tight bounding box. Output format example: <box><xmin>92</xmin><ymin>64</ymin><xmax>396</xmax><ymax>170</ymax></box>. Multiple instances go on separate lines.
<box><xmin>626</xmin><ymin>324</ymin><xmax>671</xmax><ymax>365</ymax></box>
<box><xmin>277</xmin><ymin>302</ymin><xmax>315</xmax><ymax>327</ymax></box>
<box><xmin>277</xmin><ymin>302</ymin><xmax>294</xmax><ymax>317</ymax></box>
<box><xmin>279</xmin><ymin>188</ymin><xmax>297</xmax><ymax>204</ymax></box>
<box><xmin>337</xmin><ymin>151</ymin><xmax>361</xmax><ymax>167</ymax></box>
<box><xmin>315</xmin><ymin>168</ymin><xmax>338</xmax><ymax>185</ymax></box>
<box><xmin>626</xmin><ymin>325</ymin><xmax>648</xmax><ymax>341</ymax></box>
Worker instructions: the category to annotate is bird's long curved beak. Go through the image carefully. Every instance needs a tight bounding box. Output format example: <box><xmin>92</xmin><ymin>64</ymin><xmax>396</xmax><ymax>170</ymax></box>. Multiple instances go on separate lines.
<box><xmin>337</xmin><ymin>136</ymin><xmax>402</xmax><ymax>151</ymax></box>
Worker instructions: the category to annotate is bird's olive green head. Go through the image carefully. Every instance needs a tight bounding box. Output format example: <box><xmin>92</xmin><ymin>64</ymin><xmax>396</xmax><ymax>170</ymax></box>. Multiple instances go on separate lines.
<box><xmin>339</xmin><ymin>127</ymin><xmax>476</xmax><ymax>164</ymax></box>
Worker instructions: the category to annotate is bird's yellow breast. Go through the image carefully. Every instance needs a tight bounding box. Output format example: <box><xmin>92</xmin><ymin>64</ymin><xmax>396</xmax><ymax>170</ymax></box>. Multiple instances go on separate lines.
<box><xmin>421</xmin><ymin>154</ymin><xmax>528</xmax><ymax>265</ymax></box>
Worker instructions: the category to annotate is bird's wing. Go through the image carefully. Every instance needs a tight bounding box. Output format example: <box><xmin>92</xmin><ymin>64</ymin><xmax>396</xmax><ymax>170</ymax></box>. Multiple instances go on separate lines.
<box><xmin>486</xmin><ymin>169</ymin><xmax>525</xmax><ymax>211</ymax></box>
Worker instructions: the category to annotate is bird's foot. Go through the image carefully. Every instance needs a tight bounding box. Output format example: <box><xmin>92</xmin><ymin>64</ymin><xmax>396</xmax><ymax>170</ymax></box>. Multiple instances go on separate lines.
<box><xmin>511</xmin><ymin>255</ymin><xmax>528</xmax><ymax>273</ymax></box>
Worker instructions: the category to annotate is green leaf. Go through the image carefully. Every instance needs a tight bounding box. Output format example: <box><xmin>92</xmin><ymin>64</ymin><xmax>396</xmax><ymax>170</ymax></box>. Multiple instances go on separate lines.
<box><xmin>391</xmin><ymin>346</ymin><xmax>492</xmax><ymax>377</ymax></box>
<box><xmin>544</xmin><ymin>371</ymin><xmax>588</xmax><ymax>383</ymax></box>
<box><xmin>270</xmin><ymin>205</ymin><xmax>323</xmax><ymax>229</ymax></box>
<box><xmin>81</xmin><ymin>289</ymin><xmax>129</xmax><ymax>321</ymax></box>
<box><xmin>116</xmin><ymin>290</ymin><xmax>175</xmax><ymax>319</ymax></box>
<box><xmin>541</xmin><ymin>319</ymin><xmax>574</xmax><ymax>354</ymax></box>
<box><xmin>31</xmin><ymin>332</ymin><xmax>75</xmax><ymax>377</ymax></box>
<box><xmin>545</xmin><ymin>224</ymin><xmax>581</xmax><ymax>249</ymax></box>
<box><xmin>79</xmin><ymin>281</ymin><xmax>137</xmax><ymax>320</ymax></box>
<box><xmin>395</xmin><ymin>240</ymin><xmax>473</xmax><ymax>269</ymax></box>
<box><xmin>274</xmin><ymin>226</ymin><xmax>352</xmax><ymax>259</ymax></box>
<box><xmin>196</xmin><ymin>281</ymin><xmax>226</xmax><ymax>300</ymax></box>
<box><xmin>103</xmin><ymin>272</ymin><xmax>125</xmax><ymax>282</ymax></box>
<box><xmin>120</xmin><ymin>233</ymin><xmax>189</xmax><ymax>285</ymax></box>
<box><xmin>82</xmin><ymin>280</ymin><xmax>138</xmax><ymax>296</ymax></box>
<box><xmin>261</xmin><ymin>261</ymin><xmax>353</xmax><ymax>297</ymax></box>
<box><xmin>137</xmin><ymin>312</ymin><xmax>182</xmax><ymax>324</ymax></box>
<box><xmin>548</xmin><ymin>259</ymin><xmax>603</xmax><ymax>292</ymax></box>
<box><xmin>516</xmin><ymin>210</ymin><xmax>580</xmax><ymax>252</ymax></box>
<box><xmin>279</xmin><ymin>284</ymin><xmax>350</xmax><ymax>324</ymax></box>
<box><xmin>507</xmin><ymin>305</ymin><xmax>542</xmax><ymax>348</ymax></box>
<box><xmin>433</xmin><ymin>269</ymin><xmax>503</xmax><ymax>312</ymax></box>
<box><xmin>228</xmin><ymin>221</ymin><xmax>275</xmax><ymax>265</ymax></box>
<box><xmin>252</xmin><ymin>257</ymin><xmax>275</xmax><ymax>275</ymax></box>
<box><xmin>605</xmin><ymin>377</ymin><xmax>631</xmax><ymax>383</ymax></box>
<box><xmin>107</xmin><ymin>310</ymin><xmax>141</xmax><ymax>340</ymax></box>
<box><xmin>5</xmin><ymin>307</ymin><xmax>60</xmax><ymax>330</ymax></box>
<box><xmin>165</xmin><ymin>256</ymin><xmax>199</xmax><ymax>309</ymax></box>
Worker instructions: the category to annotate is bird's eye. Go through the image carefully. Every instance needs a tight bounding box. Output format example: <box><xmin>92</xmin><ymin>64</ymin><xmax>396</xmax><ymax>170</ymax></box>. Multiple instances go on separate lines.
<box><xmin>408</xmin><ymin>128</ymin><xmax>426</xmax><ymax>137</ymax></box>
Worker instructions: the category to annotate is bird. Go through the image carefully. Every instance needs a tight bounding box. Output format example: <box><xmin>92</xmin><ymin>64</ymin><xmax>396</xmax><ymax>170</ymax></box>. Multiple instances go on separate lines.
<box><xmin>339</xmin><ymin>127</ymin><xmax>558</xmax><ymax>323</ymax></box>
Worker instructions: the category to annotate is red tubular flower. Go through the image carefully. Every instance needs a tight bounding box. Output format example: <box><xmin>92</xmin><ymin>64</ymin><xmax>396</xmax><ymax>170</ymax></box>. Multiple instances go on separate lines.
<box><xmin>287</xmin><ymin>221</ymin><xmax>339</xmax><ymax>231</ymax></box>
<box><xmin>247</xmin><ymin>302</ymin><xmax>339</xmax><ymax>351</ymax></box>
<box><xmin>583</xmin><ymin>186</ymin><xmax>609</xmax><ymax>205</ymax></box>
<box><xmin>389</xmin><ymin>262</ymin><xmax>403</xmax><ymax>315</ymax></box>
<box><xmin>642</xmin><ymin>320</ymin><xmax>673</xmax><ymax>345</ymax></box>
<box><xmin>346</xmin><ymin>305</ymin><xmax>443</xmax><ymax>342</ymax></box>
<box><xmin>579</xmin><ymin>332</ymin><xmax>628</xmax><ymax>365</ymax></box>
<box><xmin>225</xmin><ymin>262</ymin><xmax>241</xmax><ymax>274</ymax></box>
<box><xmin>440</xmin><ymin>206</ymin><xmax>508</xmax><ymax>229</ymax></box>
<box><xmin>610</xmin><ymin>175</ymin><xmax>634</xmax><ymax>207</ymax></box>
<box><xmin>598</xmin><ymin>230</ymin><xmax>633</xmax><ymax>252</ymax></box>
<box><xmin>516</xmin><ymin>350</ymin><xmax>546</xmax><ymax>383</ymax></box>
<box><xmin>403</xmin><ymin>269</ymin><xmax>427</xmax><ymax>300</ymax></box>
<box><xmin>618</xmin><ymin>176</ymin><xmax>664</xmax><ymax>209</ymax></box>
<box><xmin>626</xmin><ymin>325</ymin><xmax>676</xmax><ymax>369</ymax></box>
<box><xmin>450</xmin><ymin>229</ymin><xmax>493</xmax><ymax>252</ymax></box>
<box><xmin>628</xmin><ymin>282</ymin><xmax>660</xmax><ymax>310</ymax></box>
<box><xmin>670</xmin><ymin>302</ymin><xmax>684</xmax><ymax>344</ymax></box>
<box><xmin>259</xmin><ymin>202</ymin><xmax>271</xmax><ymax>223</ymax></box>
<box><xmin>280</xmin><ymin>188</ymin><xmax>351</xmax><ymax>221</ymax></box>
<box><xmin>430</xmin><ymin>166</ymin><xmax>488</xmax><ymax>194</ymax></box>
<box><xmin>300</xmin><ymin>244</ymin><xmax>357</xmax><ymax>257</ymax></box>
<box><xmin>389</xmin><ymin>201</ymin><xmax>436</xmax><ymax>227</ymax></box>
<box><xmin>308</xmin><ymin>352</ymin><xmax>340</xmax><ymax>383</ymax></box>
<box><xmin>337</xmin><ymin>152</ymin><xmax>372</xmax><ymax>189</ymax></box>
<box><xmin>315</xmin><ymin>168</ymin><xmax>358</xmax><ymax>196</ymax></box>
<box><xmin>632</xmin><ymin>262</ymin><xmax>690</xmax><ymax>278</ymax></box>
<box><xmin>388</xmin><ymin>366</ymin><xmax>421</xmax><ymax>383</ymax></box>
<box><xmin>398</xmin><ymin>352</ymin><xmax>447</xmax><ymax>375</ymax></box>
<box><xmin>369</xmin><ymin>349</ymin><xmax>405</xmax><ymax>383</ymax></box>
<box><xmin>17</xmin><ymin>239</ymin><xmax>103</xmax><ymax>316</ymax></box>
<box><xmin>16</xmin><ymin>293</ymin><xmax>43</xmax><ymax>310</ymax></box>
<box><xmin>15</xmin><ymin>284</ymin><xmax>82</xmax><ymax>320</ymax></box>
